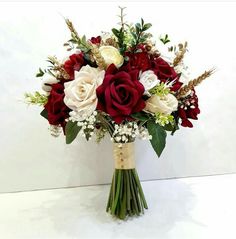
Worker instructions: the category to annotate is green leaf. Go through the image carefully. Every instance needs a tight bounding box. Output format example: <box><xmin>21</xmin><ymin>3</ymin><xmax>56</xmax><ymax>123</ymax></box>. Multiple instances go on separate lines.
<box><xmin>141</xmin><ymin>18</ymin><xmax>144</xmax><ymax>27</ymax></box>
<box><xmin>112</xmin><ymin>28</ymin><xmax>120</xmax><ymax>38</ymax></box>
<box><xmin>163</xmin><ymin>123</ymin><xmax>174</xmax><ymax>132</ymax></box>
<box><xmin>147</xmin><ymin>121</ymin><xmax>167</xmax><ymax>157</ymax></box>
<box><xmin>36</xmin><ymin>68</ymin><xmax>44</xmax><ymax>77</ymax></box>
<box><xmin>40</xmin><ymin>109</ymin><xmax>48</xmax><ymax>119</ymax></box>
<box><xmin>65</xmin><ymin>121</ymin><xmax>81</xmax><ymax>144</ymax></box>
<box><xmin>81</xmin><ymin>35</ymin><xmax>86</xmax><ymax>42</ymax></box>
<box><xmin>131</xmin><ymin>112</ymin><xmax>150</xmax><ymax>121</ymax></box>
<box><xmin>160</xmin><ymin>34</ymin><xmax>171</xmax><ymax>45</ymax></box>
<box><xmin>135</xmin><ymin>23</ymin><xmax>141</xmax><ymax>30</ymax></box>
<box><xmin>143</xmin><ymin>23</ymin><xmax>152</xmax><ymax>31</ymax></box>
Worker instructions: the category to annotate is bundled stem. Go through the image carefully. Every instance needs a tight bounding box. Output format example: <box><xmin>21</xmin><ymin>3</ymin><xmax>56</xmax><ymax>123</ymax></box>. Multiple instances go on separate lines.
<box><xmin>106</xmin><ymin>169</ymin><xmax>148</xmax><ymax>219</ymax></box>
<box><xmin>176</xmin><ymin>69</ymin><xmax>215</xmax><ymax>99</ymax></box>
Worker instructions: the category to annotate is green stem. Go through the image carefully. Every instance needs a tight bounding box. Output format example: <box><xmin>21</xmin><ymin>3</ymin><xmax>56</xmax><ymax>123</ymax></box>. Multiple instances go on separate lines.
<box><xmin>111</xmin><ymin>170</ymin><xmax>121</xmax><ymax>214</ymax></box>
<box><xmin>107</xmin><ymin>169</ymin><xmax>148</xmax><ymax>219</ymax></box>
<box><xmin>132</xmin><ymin>169</ymin><xmax>148</xmax><ymax>209</ymax></box>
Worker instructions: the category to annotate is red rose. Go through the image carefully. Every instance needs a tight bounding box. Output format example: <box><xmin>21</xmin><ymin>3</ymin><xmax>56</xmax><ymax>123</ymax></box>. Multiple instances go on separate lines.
<box><xmin>151</xmin><ymin>57</ymin><xmax>182</xmax><ymax>92</ymax></box>
<box><xmin>178</xmin><ymin>90</ymin><xmax>200</xmax><ymax>128</ymax></box>
<box><xmin>90</xmin><ymin>36</ymin><xmax>101</xmax><ymax>45</ymax></box>
<box><xmin>64</xmin><ymin>53</ymin><xmax>85</xmax><ymax>80</ymax></box>
<box><xmin>96</xmin><ymin>64</ymin><xmax>146</xmax><ymax>123</ymax></box>
<box><xmin>122</xmin><ymin>51</ymin><xmax>151</xmax><ymax>72</ymax></box>
<box><xmin>44</xmin><ymin>83</ymin><xmax>70</xmax><ymax>127</ymax></box>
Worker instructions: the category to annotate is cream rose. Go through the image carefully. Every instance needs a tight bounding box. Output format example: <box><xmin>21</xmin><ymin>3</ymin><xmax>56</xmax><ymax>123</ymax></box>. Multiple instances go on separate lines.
<box><xmin>64</xmin><ymin>65</ymin><xmax>105</xmax><ymax>121</ymax></box>
<box><xmin>139</xmin><ymin>70</ymin><xmax>159</xmax><ymax>94</ymax></box>
<box><xmin>99</xmin><ymin>46</ymin><xmax>124</xmax><ymax>68</ymax></box>
<box><xmin>145</xmin><ymin>94</ymin><xmax>178</xmax><ymax>115</ymax></box>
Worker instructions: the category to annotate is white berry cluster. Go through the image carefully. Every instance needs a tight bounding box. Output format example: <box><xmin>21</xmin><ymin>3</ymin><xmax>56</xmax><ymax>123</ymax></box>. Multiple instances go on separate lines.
<box><xmin>76</xmin><ymin>111</ymin><xmax>97</xmax><ymax>140</ymax></box>
<box><xmin>49</xmin><ymin>125</ymin><xmax>62</xmax><ymax>137</ymax></box>
<box><xmin>111</xmin><ymin>122</ymin><xmax>152</xmax><ymax>143</ymax></box>
<box><xmin>138</xmin><ymin>126</ymin><xmax>152</xmax><ymax>140</ymax></box>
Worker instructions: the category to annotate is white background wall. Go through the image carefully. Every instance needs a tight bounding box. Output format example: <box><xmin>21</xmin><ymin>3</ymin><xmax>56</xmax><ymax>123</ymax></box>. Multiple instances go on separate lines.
<box><xmin>0</xmin><ymin>2</ymin><xmax>236</xmax><ymax>193</ymax></box>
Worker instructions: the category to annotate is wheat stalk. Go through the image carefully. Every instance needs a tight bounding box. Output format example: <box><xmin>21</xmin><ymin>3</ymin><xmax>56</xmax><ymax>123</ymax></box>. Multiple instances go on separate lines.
<box><xmin>65</xmin><ymin>19</ymin><xmax>80</xmax><ymax>41</ymax></box>
<box><xmin>90</xmin><ymin>45</ymin><xmax>106</xmax><ymax>69</ymax></box>
<box><xmin>65</xmin><ymin>19</ymin><xmax>106</xmax><ymax>70</ymax></box>
<box><xmin>173</xmin><ymin>42</ymin><xmax>187</xmax><ymax>67</ymax></box>
<box><xmin>176</xmin><ymin>68</ymin><xmax>215</xmax><ymax>99</ymax></box>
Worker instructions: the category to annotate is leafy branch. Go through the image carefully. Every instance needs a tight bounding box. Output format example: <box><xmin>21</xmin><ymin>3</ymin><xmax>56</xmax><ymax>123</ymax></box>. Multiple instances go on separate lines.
<box><xmin>130</xmin><ymin>18</ymin><xmax>152</xmax><ymax>51</ymax></box>
<box><xmin>111</xmin><ymin>6</ymin><xmax>131</xmax><ymax>54</ymax></box>
<box><xmin>24</xmin><ymin>92</ymin><xmax>48</xmax><ymax>106</ymax></box>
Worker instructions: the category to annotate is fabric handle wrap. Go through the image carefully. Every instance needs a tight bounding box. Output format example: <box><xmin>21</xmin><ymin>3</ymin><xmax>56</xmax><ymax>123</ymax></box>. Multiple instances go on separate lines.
<box><xmin>113</xmin><ymin>142</ymin><xmax>135</xmax><ymax>169</ymax></box>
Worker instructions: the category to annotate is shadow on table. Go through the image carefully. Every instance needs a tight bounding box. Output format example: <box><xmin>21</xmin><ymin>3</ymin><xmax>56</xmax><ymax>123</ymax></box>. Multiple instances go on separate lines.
<box><xmin>24</xmin><ymin>178</ymin><xmax>200</xmax><ymax>238</ymax></box>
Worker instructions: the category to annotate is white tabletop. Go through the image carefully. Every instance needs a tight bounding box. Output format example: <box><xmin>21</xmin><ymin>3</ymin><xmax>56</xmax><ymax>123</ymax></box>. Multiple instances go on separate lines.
<box><xmin>0</xmin><ymin>174</ymin><xmax>235</xmax><ymax>239</ymax></box>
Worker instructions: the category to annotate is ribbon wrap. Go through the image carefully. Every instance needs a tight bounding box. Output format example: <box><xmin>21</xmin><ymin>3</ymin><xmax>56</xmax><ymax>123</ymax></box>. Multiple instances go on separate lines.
<box><xmin>113</xmin><ymin>142</ymin><xmax>135</xmax><ymax>169</ymax></box>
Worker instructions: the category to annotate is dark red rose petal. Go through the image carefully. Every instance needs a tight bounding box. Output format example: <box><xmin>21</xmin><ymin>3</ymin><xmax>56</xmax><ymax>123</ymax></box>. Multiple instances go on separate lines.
<box><xmin>96</xmin><ymin>69</ymin><xmax>145</xmax><ymax>123</ymax></box>
<box><xmin>44</xmin><ymin>83</ymin><xmax>70</xmax><ymax>130</ymax></box>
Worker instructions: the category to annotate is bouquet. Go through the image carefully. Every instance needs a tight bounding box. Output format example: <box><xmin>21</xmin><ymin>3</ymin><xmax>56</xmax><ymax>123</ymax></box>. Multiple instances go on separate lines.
<box><xmin>25</xmin><ymin>7</ymin><xmax>213</xmax><ymax>220</ymax></box>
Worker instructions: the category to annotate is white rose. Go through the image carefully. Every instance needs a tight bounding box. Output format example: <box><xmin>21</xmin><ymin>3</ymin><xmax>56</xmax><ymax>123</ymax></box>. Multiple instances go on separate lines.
<box><xmin>145</xmin><ymin>93</ymin><xmax>178</xmax><ymax>115</ymax></box>
<box><xmin>41</xmin><ymin>77</ymin><xmax>59</xmax><ymax>95</ymax></box>
<box><xmin>139</xmin><ymin>70</ymin><xmax>159</xmax><ymax>94</ymax></box>
<box><xmin>64</xmin><ymin>65</ymin><xmax>105</xmax><ymax>121</ymax></box>
<box><xmin>99</xmin><ymin>46</ymin><xmax>124</xmax><ymax>68</ymax></box>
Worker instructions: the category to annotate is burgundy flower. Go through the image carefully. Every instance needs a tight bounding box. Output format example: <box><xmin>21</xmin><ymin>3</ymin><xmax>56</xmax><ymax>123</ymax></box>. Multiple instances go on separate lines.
<box><xmin>178</xmin><ymin>89</ymin><xmax>200</xmax><ymax>128</ymax></box>
<box><xmin>122</xmin><ymin>51</ymin><xmax>151</xmax><ymax>72</ymax></box>
<box><xmin>44</xmin><ymin>83</ymin><xmax>70</xmax><ymax>128</ymax></box>
<box><xmin>64</xmin><ymin>53</ymin><xmax>85</xmax><ymax>80</ymax></box>
<box><xmin>151</xmin><ymin>57</ymin><xmax>182</xmax><ymax>92</ymax></box>
<box><xmin>96</xmin><ymin>64</ymin><xmax>146</xmax><ymax>123</ymax></box>
<box><xmin>90</xmin><ymin>36</ymin><xmax>101</xmax><ymax>45</ymax></box>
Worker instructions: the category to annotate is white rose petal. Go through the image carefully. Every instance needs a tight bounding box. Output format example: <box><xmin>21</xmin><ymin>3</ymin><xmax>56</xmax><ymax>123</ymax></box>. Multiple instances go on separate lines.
<box><xmin>64</xmin><ymin>65</ymin><xmax>105</xmax><ymax>121</ymax></box>
<box><xmin>42</xmin><ymin>77</ymin><xmax>59</xmax><ymax>95</ymax></box>
<box><xmin>99</xmin><ymin>46</ymin><xmax>124</xmax><ymax>68</ymax></box>
<box><xmin>139</xmin><ymin>70</ymin><xmax>159</xmax><ymax>94</ymax></box>
<box><xmin>145</xmin><ymin>93</ymin><xmax>178</xmax><ymax>115</ymax></box>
